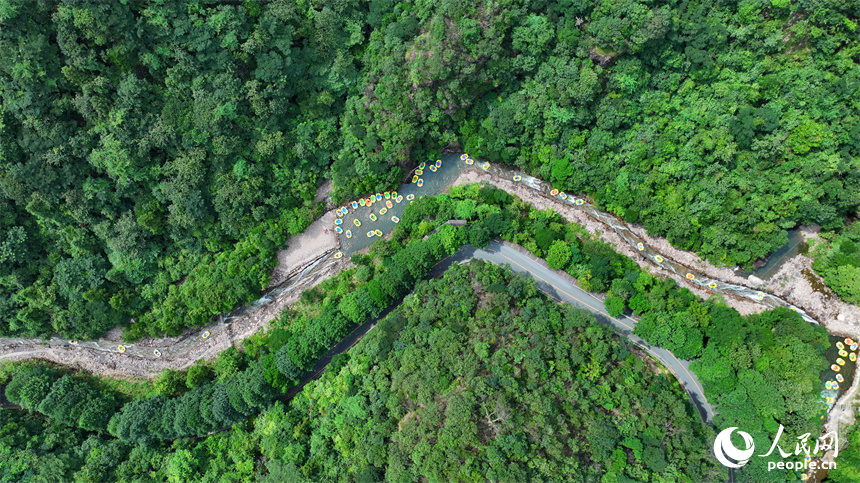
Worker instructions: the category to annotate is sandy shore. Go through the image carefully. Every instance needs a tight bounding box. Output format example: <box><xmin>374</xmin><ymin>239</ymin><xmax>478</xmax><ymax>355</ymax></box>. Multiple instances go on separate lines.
<box><xmin>269</xmin><ymin>182</ymin><xmax>339</xmax><ymax>287</ymax></box>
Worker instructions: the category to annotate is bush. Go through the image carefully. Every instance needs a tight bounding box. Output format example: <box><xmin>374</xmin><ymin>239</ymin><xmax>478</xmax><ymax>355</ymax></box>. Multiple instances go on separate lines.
<box><xmin>155</xmin><ymin>369</ymin><xmax>186</xmax><ymax>396</ymax></box>
<box><xmin>186</xmin><ymin>364</ymin><xmax>213</xmax><ymax>389</ymax></box>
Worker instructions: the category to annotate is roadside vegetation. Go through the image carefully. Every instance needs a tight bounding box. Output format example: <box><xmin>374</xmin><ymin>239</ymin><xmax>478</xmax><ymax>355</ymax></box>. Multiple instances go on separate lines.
<box><xmin>2</xmin><ymin>0</ymin><xmax>859</xmax><ymax>342</ymax></box>
<box><xmin>1</xmin><ymin>263</ymin><xmax>724</xmax><ymax>482</ymax></box>
<box><xmin>2</xmin><ymin>184</ymin><xmax>832</xmax><ymax>481</ymax></box>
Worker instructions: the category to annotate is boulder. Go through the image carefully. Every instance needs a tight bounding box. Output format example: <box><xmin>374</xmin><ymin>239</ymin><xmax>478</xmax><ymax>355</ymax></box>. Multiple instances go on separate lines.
<box><xmin>747</xmin><ymin>275</ymin><xmax>765</xmax><ymax>287</ymax></box>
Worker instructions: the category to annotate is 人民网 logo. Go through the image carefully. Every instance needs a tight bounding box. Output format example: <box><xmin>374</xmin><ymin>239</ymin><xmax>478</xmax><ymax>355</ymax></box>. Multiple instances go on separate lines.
<box><xmin>714</xmin><ymin>427</ymin><xmax>756</xmax><ymax>468</ymax></box>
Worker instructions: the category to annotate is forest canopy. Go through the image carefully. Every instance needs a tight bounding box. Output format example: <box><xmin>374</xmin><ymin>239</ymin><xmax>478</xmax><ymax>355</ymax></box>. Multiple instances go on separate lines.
<box><xmin>0</xmin><ymin>182</ymin><xmax>838</xmax><ymax>481</ymax></box>
<box><xmin>2</xmin><ymin>1</ymin><xmax>859</xmax><ymax>341</ymax></box>
<box><xmin>0</xmin><ymin>261</ymin><xmax>725</xmax><ymax>482</ymax></box>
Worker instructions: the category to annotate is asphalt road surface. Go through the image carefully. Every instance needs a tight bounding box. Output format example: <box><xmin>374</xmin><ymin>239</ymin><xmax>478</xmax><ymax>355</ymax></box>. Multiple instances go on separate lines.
<box><xmin>435</xmin><ymin>241</ymin><xmax>715</xmax><ymax>425</ymax></box>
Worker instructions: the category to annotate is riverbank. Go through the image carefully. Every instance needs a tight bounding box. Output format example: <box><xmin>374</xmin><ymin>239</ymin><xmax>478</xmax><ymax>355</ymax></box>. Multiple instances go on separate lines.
<box><xmin>0</xmin><ymin>255</ymin><xmax>349</xmax><ymax>378</ymax></box>
<box><xmin>269</xmin><ymin>182</ymin><xmax>339</xmax><ymax>288</ymax></box>
<box><xmin>446</xmin><ymin>168</ymin><xmax>769</xmax><ymax>317</ymax></box>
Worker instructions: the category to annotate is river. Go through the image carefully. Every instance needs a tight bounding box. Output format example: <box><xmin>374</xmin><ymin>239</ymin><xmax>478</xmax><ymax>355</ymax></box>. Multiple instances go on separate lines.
<box><xmin>0</xmin><ymin>152</ymin><xmax>848</xmax><ymax>411</ymax></box>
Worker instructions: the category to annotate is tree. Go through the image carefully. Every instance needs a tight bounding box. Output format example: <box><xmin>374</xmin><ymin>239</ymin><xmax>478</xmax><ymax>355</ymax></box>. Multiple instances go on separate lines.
<box><xmin>155</xmin><ymin>369</ymin><xmax>186</xmax><ymax>396</ymax></box>
<box><xmin>186</xmin><ymin>364</ymin><xmax>213</xmax><ymax>388</ymax></box>
<box><xmin>4</xmin><ymin>366</ymin><xmax>58</xmax><ymax>410</ymax></box>
<box><xmin>605</xmin><ymin>296</ymin><xmax>626</xmax><ymax>317</ymax></box>
<box><xmin>276</xmin><ymin>345</ymin><xmax>305</xmax><ymax>381</ymax></box>
<box><xmin>546</xmin><ymin>240</ymin><xmax>571</xmax><ymax>269</ymax></box>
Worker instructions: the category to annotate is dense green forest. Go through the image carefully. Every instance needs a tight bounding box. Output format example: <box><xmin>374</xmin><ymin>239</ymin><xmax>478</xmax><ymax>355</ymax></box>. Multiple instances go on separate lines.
<box><xmin>1</xmin><ymin>183</ymin><xmax>839</xmax><ymax>481</ymax></box>
<box><xmin>1</xmin><ymin>262</ymin><xmax>724</xmax><ymax>482</ymax></box>
<box><xmin>2</xmin><ymin>0</ymin><xmax>860</xmax><ymax>340</ymax></box>
<box><xmin>811</xmin><ymin>220</ymin><xmax>860</xmax><ymax>303</ymax></box>
<box><xmin>256</xmin><ymin>261</ymin><xmax>725</xmax><ymax>482</ymax></box>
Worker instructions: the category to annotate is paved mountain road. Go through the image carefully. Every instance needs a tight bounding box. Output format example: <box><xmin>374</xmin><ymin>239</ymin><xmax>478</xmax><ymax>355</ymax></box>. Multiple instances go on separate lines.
<box><xmin>437</xmin><ymin>241</ymin><xmax>715</xmax><ymax>425</ymax></box>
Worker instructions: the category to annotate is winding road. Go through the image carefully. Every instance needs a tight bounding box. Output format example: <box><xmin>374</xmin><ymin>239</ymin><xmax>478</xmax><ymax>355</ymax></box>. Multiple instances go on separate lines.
<box><xmin>441</xmin><ymin>241</ymin><xmax>715</xmax><ymax>425</ymax></box>
<box><xmin>276</xmin><ymin>240</ymin><xmax>716</xmax><ymax>426</ymax></box>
